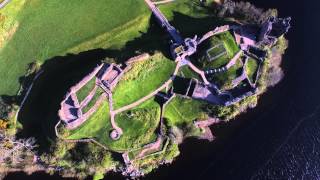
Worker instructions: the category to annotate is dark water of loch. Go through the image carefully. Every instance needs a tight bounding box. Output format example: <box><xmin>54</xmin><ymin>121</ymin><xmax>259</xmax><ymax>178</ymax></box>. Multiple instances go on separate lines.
<box><xmin>5</xmin><ymin>0</ymin><xmax>320</xmax><ymax>180</ymax></box>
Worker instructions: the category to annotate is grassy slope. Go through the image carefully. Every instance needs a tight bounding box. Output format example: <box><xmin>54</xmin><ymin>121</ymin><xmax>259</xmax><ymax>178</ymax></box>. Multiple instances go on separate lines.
<box><xmin>208</xmin><ymin>32</ymin><xmax>242</xmax><ymax>88</ymax></box>
<box><xmin>164</xmin><ymin>96</ymin><xmax>207</xmax><ymax>127</ymax></box>
<box><xmin>67</xmin><ymin>100</ymin><xmax>110</xmax><ymax>140</ymax></box>
<box><xmin>112</xmin><ymin>54</ymin><xmax>175</xmax><ymax>109</ymax></box>
<box><xmin>67</xmin><ymin>97</ymin><xmax>160</xmax><ymax>152</ymax></box>
<box><xmin>0</xmin><ymin>0</ymin><xmax>149</xmax><ymax>95</ymax></box>
<box><xmin>202</xmin><ymin>32</ymin><xmax>240</xmax><ymax>69</ymax></box>
<box><xmin>178</xmin><ymin>66</ymin><xmax>200</xmax><ymax>80</ymax></box>
<box><xmin>76</xmin><ymin>77</ymin><xmax>96</xmax><ymax>103</ymax></box>
<box><xmin>82</xmin><ymin>87</ymin><xmax>105</xmax><ymax>114</ymax></box>
<box><xmin>105</xmin><ymin>99</ymin><xmax>160</xmax><ymax>151</ymax></box>
<box><xmin>246</xmin><ymin>58</ymin><xmax>259</xmax><ymax>82</ymax></box>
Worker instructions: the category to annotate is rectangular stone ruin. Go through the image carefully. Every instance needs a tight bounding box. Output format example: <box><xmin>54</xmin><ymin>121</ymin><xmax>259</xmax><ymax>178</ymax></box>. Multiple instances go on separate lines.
<box><xmin>206</xmin><ymin>43</ymin><xmax>227</xmax><ymax>61</ymax></box>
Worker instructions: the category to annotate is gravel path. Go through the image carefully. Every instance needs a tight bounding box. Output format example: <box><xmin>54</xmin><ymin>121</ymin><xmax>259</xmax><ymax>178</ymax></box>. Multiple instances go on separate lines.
<box><xmin>226</xmin><ymin>50</ymin><xmax>243</xmax><ymax>69</ymax></box>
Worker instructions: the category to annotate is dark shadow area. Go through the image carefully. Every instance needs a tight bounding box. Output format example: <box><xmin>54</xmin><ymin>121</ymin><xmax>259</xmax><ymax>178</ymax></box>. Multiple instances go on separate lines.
<box><xmin>170</xmin><ymin>11</ymin><xmax>233</xmax><ymax>38</ymax></box>
<box><xmin>16</xmin><ymin>49</ymin><xmax>110</xmax><ymax>153</ymax></box>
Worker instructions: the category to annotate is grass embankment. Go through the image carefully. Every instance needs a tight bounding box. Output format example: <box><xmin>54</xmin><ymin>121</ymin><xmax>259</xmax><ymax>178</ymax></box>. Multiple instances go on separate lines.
<box><xmin>246</xmin><ymin>58</ymin><xmax>259</xmax><ymax>83</ymax></box>
<box><xmin>67</xmin><ymin>101</ymin><xmax>110</xmax><ymax>140</ymax></box>
<box><xmin>112</xmin><ymin>54</ymin><xmax>175</xmax><ymax>109</ymax></box>
<box><xmin>82</xmin><ymin>87</ymin><xmax>105</xmax><ymax>114</ymax></box>
<box><xmin>76</xmin><ymin>77</ymin><xmax>96</xmax><ymax>103</ymax></box>
<box><xmin>0</xmin><ymin>0</ymin><xmax>149</xmax><ymax>95</ymax></box>
<box><xmin>164</xmin><ymin>96</ymin><xmax>207</xmax><ymax>127</ymax></box>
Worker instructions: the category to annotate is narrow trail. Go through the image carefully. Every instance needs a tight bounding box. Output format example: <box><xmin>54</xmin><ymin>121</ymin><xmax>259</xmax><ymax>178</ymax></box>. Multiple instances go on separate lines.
<box><xmin>101</xmin><ymin>86</ymin><xmax>123</xmax><ymax>135</ymax></box>
<box><xmin>226</xmin><ymin>50</ymin><xmax>243</xmax><ymax>69</ymax></box>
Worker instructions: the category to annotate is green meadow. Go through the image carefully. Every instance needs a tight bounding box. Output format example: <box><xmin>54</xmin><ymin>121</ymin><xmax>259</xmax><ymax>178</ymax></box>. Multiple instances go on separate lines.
<box><xmin>0</xmin><ymin>0</ymin><xmax>149</xmax><ymax>95</ymax></box>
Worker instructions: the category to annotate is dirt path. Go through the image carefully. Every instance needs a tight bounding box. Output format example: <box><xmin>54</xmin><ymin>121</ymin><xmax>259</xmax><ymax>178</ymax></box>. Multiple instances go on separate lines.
<box><xmin>226</xmin><ymin>50</ymin><xmax>243</xmax><ymax>69</ymax></box>
<box><xmin>108</xmin><ymin>90</ymin><xmax>123</xmax><ymax>135</ymax></box>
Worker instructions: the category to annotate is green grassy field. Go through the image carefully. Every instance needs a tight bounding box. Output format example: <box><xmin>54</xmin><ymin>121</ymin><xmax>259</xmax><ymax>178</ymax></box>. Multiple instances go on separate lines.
<box><xmin>76</xmin><ymin>77</ymin><xmax>97</xmax><ymax>103</ymax></box>
<box><xmin>246</xmin><ymin>58</ymin><xmax>259</xmax><ymax>83</ymax></box>
<box><xmin>106</xmin><ymin>99</ymin><xmax>160</xmax><ymax>151</ymax></box>
<box><xmin>211</xmin><ymin>60</ymin><xmax>243</xmax><ymax>89</ymax></box>
<box><xmin>193</xmin><ymin>32</ymin><xmax>242</xmax><ymax>89</ymax></box>
<box><xmin>81</xmin><ymin>87</ymin><xmax>105</xmax><ymax>114</ymax></box>
<box><xmin>67</xmin><ymin>100</ymin><xmax>110</xmax><ymax>140</ymax></box>
<box><xmin>164</xmin><ymin>96</ymin><xmax>207</xmax><ymax>127</ymax></box>
<box><xmin>67</xmin><ymin>96</ymin><xmax>160</xmax><ymax>152</ymax></box>
<box><xmin>0</xmin><ymin>0</ymin><xmax>149</xmax><ymax>95</ymax></box>
<box><xmin>112</xmin><ymin>54</ymin><xmax>175</xmax><ymax>109</ymax></box>
<box><xmin>207</xmin><ymin>44</ymin><xmax>226</xmax><ymax>58</ymax></box>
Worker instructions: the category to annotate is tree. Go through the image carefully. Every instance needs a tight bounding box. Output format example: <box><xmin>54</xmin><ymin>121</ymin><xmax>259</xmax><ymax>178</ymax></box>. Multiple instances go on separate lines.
<box><xmin>0</xmin><ymin>133</ymin><xmax>37</xmax><ymax>166</ymax></box>
<box><xmin>0</xmin><ymin>97</ymin><xmax>12</xmax><ymax>120</ymax></box>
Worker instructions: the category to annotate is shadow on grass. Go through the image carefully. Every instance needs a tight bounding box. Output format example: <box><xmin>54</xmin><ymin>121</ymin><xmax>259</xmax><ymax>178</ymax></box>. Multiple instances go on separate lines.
<box><xmin>16</xmin><ymin>12</ymin><xmax>230</xmax><ymax>153</ymax></box>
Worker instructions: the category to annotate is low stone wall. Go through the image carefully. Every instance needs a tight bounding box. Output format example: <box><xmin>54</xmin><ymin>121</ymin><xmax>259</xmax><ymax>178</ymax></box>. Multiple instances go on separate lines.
<box><xmin>70</xmin><ymin>64</ymin><xmax>103</xmax><ymax>93</ymax></box>
<box><xmin>126</xmin><ymin>53</ymin><xmax>150</xmax><ymax>64</ymax></box>
<box><xmin>66</xmin><ymin>93</ymin><xmax>107</xmax><ymax>129</ymax></box>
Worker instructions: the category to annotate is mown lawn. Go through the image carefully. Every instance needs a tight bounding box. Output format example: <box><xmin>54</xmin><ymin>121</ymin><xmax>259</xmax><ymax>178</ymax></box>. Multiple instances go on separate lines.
<box><xmin>164</xmin><ymin>96</ymin><xmax>207</xmax><ymax>127</ymax></box>
<box><xmin>0</xmin><ymin>0</ymin><xmax>149</xmax><ymax>95</ymax></box>
<box><xmin>112</xmin><ymin>53</ymin><xmax>175</xmax><ymax>109</ymax></box>
<box><xmin>197</xmin><ymin>32</ymin><xmax>242</xmax><ymax>89</ymax></box>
